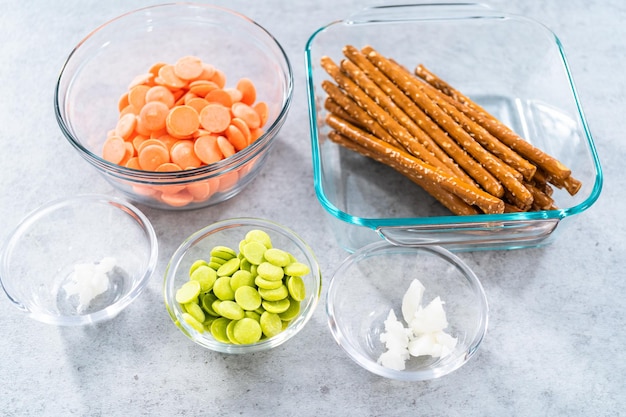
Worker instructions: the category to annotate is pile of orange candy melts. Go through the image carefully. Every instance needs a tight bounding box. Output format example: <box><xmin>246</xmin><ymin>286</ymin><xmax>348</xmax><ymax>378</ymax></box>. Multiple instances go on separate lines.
<box><xmin>101</xmin><ymin>55</ymin><xmax>270</xmax><ymax>207</ymax></box>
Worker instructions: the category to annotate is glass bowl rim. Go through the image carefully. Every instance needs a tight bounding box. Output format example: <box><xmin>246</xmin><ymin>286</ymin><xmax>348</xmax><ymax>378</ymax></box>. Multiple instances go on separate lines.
<box><xmin>326</xmin><ymin>241</ymin><xmax>489</xmax><ymax>381</ymax></box>
<box><xmin>54</xmin><ymin>2</ymin><xmax>294</xmax><ymax>182</ymax></box>
<box><xmin>0</xmin><ymin>193</ymin><xmax>159</xmax><ymax>326</ymax></box>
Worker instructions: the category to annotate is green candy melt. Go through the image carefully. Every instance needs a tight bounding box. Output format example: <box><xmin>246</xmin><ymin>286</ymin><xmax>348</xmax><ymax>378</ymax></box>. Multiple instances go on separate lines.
<box><xmin>190</xmin><ymin>265</ymin><xmax>217</xmax><ymax>292</ymax></box>
<box><xmin>213</xmin><ymin>276</ymin><xmax>235</xmax><ymax>300</ymax></box>
<box><xmin>241</xmin><ymin>240</ymin><xmax>267</xmax><ymax>265</ymax></box>
<box><xmin>278</xmin><ymin>297</ymin><xmax>301</xmax><ymax>321</ymax></box>
<box><xmin>262</xmin><ymin>298</ymin><xmax>290</xmax><ymax>314</ymax></box>
<box><xmin>184</xmin><ymin>301</ymin><xmax>206</xmax><ymax>323</ymax></box>
<box><xmin>233</xmin><ymin>318</ymin><xmax>263</xmax><ymax>344</ymax></box>
<box><xmin>217</xmin><ymin>257</ymin><xmax>240</xmax><ymax>277</ymax></box>
<box><xmin>210</xmin><ymin>245</ymin><xmax>237</xmax><ymax>260</ymax></box>
<box><xmin>259</xmin><ymin>311</ymin><xmax>283</xmax><ymax>338</ymax></box>
<box><xmin>175</xmin><ymin>280</ymin><xmax>201</xmax><ymax>304</ymax></box>
<box><xmin>286</xmin><ymin>275</ymin><xmax>306</xmax><ymax>302</ymax></box>
<box><xmin>257</xmin><ymin>262</ymin><xmax>284</xmax><ymax>281</ymax></box>
<box><xmin>219</xmin><ymin>300</ymin><xmax>245</xmax><ymax>320</ymax></box>
<box><xmin>258</xmin><ymin>284</ymin><xmax>288</xmax><ymax>302</ymax></box>
<box><xmin>245</xmin><ymin>229</ymin><xmax>272</xmax><ymax>249</ymax></box>
<box><xmin>283</xmin><ymin>262</ymin><xmax>310</xmax><ymax>277</ymax></box>
<box><xmin>182</xmin><ymin>313</ymin><xmax>205</xmax><ymax>333</ymax></box>
<box><xmin>264</xmin><ymin>248</ymin><xmax>291</xmax><ymax>267</ymax></box>
<box><xmin>226</xmin><ymin>320</ymin><xmax>240</xmax><ymax>344</ymax></box>
<box><xmin>234</xmin><ymin>285</ymin><xmax>262</xmax><ymax>311</ymax></box>
<box><xmin>230</xmin><ymin>270</ymin><xmax>255</xmax><ymax>291</ymax></box>
<box><xmin>254</xmin><ymin>275</ymin><xmax>283</xmax><ymax>290</ymax></box>
<box><xmin>210</xmin><ymin>317</ymin><xmax>231</xmax><ymax>343</ymax></box>
<box><xmin>189</xmin><ymin>259</ymin><xmax>209</xmax><ymax>275</ymax></box>
<box><xmin>201</xmin><ymin>293</ymin><xmax>220</xmax><ymax>316</ymax></box>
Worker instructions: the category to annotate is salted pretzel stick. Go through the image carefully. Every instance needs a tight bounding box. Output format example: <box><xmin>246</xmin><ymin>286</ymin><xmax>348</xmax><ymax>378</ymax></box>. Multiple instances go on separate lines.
<box><xmin>551</xmin><ymin>175</ymin><xmax>582</xmax><ymax>196</ymax></box>
<box><xmin>532</xmin><ymin>166</ymin><xmax>580</xmax><ymax>196</ymax></box>
<box><xmin>411</xmin><ymin>73</ymin><xmax>538</xmax><ymax>181</ymax></box>
<box><xmin>326</xmin><ymin>114</ymin><xmax>505</xmax><ymax>214</ymax></box>
<box><xmin>338</xmin><ymin>57</ymin><xmax>471</xmax><ymax>184</ymax></box>
<box><xmin>321</xmin><ymin>80</ymin><xmax>403</xmax><ymax>149</ymax></box>
<box><xmin>504</xmin><ymin>203</ymin><xmax>525</xmax><ymax>213</ymax></box>
<box><xmin>503</xmin><ymin>190</ymin><xmax>532</xmax><ymax>212</ymax></box>
<box><xmin>328</xmin><ymin>131</ymin><xmax>481</xmax><ymax>216</ymax></box>
<box><xmin>362</xmin><ymin>46</ymin><xmax>534</xmax><ymax>208</ymax></box>
<box><xmin>342</xmin><ymin>45</ymin><xmax>502</xmax><ymax>197</ymax></box>
<box><xmin>529</xmin><ymin>169</ymin><xmax>553</xmax><ymax>196</ymax></box>
<box><xmin>324</xmin><ymin>97</ymin><xmax>362</xmax><ymax>128</ymax></box>
<box><xmin>320</xmin><ymin>56</ymin><xmax>457</xmax><ymax>178</ymax></box>
<box><xmin>416</xmin><ymin>64</ymin><xmax>574</xmax><ymax>184</ymax></box>
<box><xmin>525</xmin><ymin>183</ymin><xmax>555</xmax><ymax>211</ymax></box>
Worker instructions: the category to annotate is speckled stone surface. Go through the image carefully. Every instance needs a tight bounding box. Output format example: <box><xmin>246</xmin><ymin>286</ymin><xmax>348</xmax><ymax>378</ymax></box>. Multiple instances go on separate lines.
<box><xmin>0</xmin><ymin>1</ymin><xmax>624</xmax><ymax>416</ymax></box>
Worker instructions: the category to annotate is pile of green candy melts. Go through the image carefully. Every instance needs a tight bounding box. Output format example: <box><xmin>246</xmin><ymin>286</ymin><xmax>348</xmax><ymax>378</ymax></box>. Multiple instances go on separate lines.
<box><xmin>175</xmin><ymin>229</ymin><xmax>310</xmax><ymax>344</ymax></box>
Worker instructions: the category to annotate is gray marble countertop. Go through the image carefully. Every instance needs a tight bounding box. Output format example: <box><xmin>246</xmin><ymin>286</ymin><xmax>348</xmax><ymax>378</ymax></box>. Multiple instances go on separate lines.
<box><xmin>1</xmin><ymin>1</ymin><xmax>624</xmax><ymax>416</ymax></box>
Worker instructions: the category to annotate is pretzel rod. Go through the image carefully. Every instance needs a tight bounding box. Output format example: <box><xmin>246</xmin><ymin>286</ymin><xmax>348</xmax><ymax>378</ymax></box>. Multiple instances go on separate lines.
<box><xmin>328</xmin><ymin>131</ymin><xmax>480</xmax><ymax>216</ymax></box>
<box><xmin>525</xmin><ymin>183</ymin><xmax>555</xmax><ymax>210</ymax></box>
<box><xmin>320</xmin><ymin>56</ymin><xmax>457</xmax><ymax>177</ymax></box>
<box><xmin>551</xmin><ymin>174</ymin><xmax>582</xmax><ymax>196</ymax></box>
<box><xmin>341</xmin><ymin>45</ymin><xmax>501</xmax><ymax>197</ymax></box>
<box><xmin>503</xmin><ymin>190</ymin><xmax>532</xmax><ymax>212</ymax></box>
<box><xmin>362</xmin><ymin>46</ymin><xmax>534</xmax><ymax>208</ymax></box>
<box><xmin>531</xmin><ymin>180</ymin><xmax>554</xmax><ymax>198</ymax></box>
<box><xmin>532</xmin><ymin>168</ymin><xmax>550</xmax><ymax>184</ymax></box>
<box><xmin>321</xmin><ymin>80</ymin><xmax>402</xmax><ymax>149</ymax></box>
<box><xmin>415</xmin><ymin>64</ymin><xmax>574</xmax><ymax>184</ymax></box>
<box><xmin>324</xmin><ymin>97</ymin><xmax>362</xmax><ymax>128</ymax></box>
<box><xmin>504</xmin><ymin>203</ymin><xmax>525</xmax><ymax>213</ymax></box>
<box><xmin>326</xmin><ymin>114</ymin><xmax>505</xmax><ymax>214</ymax></box>
<box><xmin>414</xmin><ymin>74</ymin><xmax>538</xmax><ymax>181</ymax></box>
<box><xmin>338</xmin><ymin>58</ymin><xmax>470</xmax><ymax>184</ymax></box>
<box><xmin>528</xmin><ymin>168</ymin><xmax>552</xmax><ymax>195</ymax></box>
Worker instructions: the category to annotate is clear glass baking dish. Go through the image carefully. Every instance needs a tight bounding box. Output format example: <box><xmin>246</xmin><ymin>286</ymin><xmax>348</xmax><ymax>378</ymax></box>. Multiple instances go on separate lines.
<box><xmin>305</xmin><ymin>3</ymin><xmax>602</xmax><ymax>251</ymax></box>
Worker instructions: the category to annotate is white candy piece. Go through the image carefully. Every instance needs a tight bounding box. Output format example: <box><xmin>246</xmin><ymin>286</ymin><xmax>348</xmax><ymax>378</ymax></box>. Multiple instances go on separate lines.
<box><xmin>409</xmin><ymin>296</ymin><xmax>448</xmax><ymax>335</ymax></box>
<box><xmin>408</xmin><ymin>333</ymin><xmax>438</xmax><ymax>357</ymax></box>
<box><xmin>379</xmin><ymin>309</ymin><xmax>410</xmax><ymax>352</ymax></box>
<box><xmin>63</xmin><ymin>257</ymin><xmax>116</xmax><ymax>311</ymax></box>
<box><xmin>401</xmin><ymin>279</ymin><xmax>425</xmax><ymax>324</ymax></box>
<box><xmin>377</xmin><ymin>279</ymin><xmax>458</xmax><ymax>371</ymax></box>
<box><xmin>378</xmin><ymin>349</ymin><xmax>408</xmax><ymax>371</ymax></box>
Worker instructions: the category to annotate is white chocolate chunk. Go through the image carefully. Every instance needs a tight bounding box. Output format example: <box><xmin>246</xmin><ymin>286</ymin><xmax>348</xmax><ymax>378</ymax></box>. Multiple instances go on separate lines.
<box><xmin>401</xmin><ymin>279</ymin><xmax>425</xmax><ymax>324</ymax></box>
<box><xmin>378</xmin><ymin>280</ymin><xmax>458</xmax><ymax>371</ymax></box>
<box><xmin>409</xmin><ymin>296</ymin><xmax>448</xmax><ymax>335</ymax></box>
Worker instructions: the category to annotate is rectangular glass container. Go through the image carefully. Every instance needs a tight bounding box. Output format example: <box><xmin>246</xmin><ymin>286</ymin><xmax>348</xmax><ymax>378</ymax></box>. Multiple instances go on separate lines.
<box><xmin>305</xmin><ymin>3</ymin><xmax>602</xmax><ymax>252</ymax></box>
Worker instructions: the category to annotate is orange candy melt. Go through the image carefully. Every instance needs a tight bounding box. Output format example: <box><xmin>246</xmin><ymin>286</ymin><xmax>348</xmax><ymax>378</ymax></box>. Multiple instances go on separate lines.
<box><xmin>100</xmin><ymin>56</ymin><xmax>270</xmax><ymax>207</ymax></box>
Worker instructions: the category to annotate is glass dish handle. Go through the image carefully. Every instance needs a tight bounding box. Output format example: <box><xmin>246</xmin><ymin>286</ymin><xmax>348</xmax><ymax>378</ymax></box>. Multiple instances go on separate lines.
<box><xmin>345</xmin><ymin>3</ymin><xmax>498</xmax><ymax>24</ymax></box>
<box><xmin>377</xmin><ymin>218</ymin><xmax>560</xmax><ymax>249</ymax></box>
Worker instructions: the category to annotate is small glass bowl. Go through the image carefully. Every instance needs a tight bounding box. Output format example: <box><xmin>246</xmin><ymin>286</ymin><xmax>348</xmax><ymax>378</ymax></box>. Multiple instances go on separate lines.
<box><xmin>326</xmin><ymin>242</ymin><xmax>488</xmax><ymax>381</ymax></box>
<box><xmin>55</xmin><ymin>3</ymin><xmax>293</xmax><ymax>210</ymax></box>
<box><xmin>305</xmin><ymin>3</ymin><xmax>602</xmax><ymax>251</ymax></box>
<box><xmin>163</xmin><ymin>218</ymin><xmax>322</xmax><ymax>353</ymax></box>
<box><xmin>0</xmin><ymin>195</ymin><xmax>158</xmax><ymax>326</ymax></box>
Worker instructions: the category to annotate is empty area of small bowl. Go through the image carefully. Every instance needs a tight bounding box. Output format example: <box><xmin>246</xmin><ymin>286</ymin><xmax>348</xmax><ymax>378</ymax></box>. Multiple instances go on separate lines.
<box><xmin>55</xmin><ymin>4</ymin><xmax>293</xmax><ymax>210</ymax></box>
<box><xmin>0</xmin><ymin>195</ymin><xmax>158</xmax><ymax>326</ymax></box>
<box><xmin>305</xmin><ymin>4</ymin><xmax>602</xmax><ymax>250</ymax></box>
<box><xmin>163</xmin><ymin>218</ymin><xmax>321</xmax><ymax>353</ymax></box>
<box><xmin>326</xmin><ymin>242</ymin><xmax>488</xmax><ymax>381</ymax></box>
